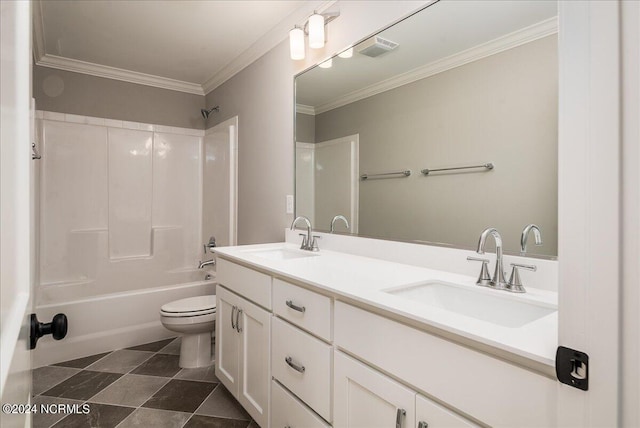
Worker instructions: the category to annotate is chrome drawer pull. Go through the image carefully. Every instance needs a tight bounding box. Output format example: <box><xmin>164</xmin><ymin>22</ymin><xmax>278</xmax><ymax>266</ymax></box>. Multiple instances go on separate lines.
<box><xmin>418</xmin><ymin>422</ymin><xmax>429</xmax><ymax>428</ymax></box>
<box><xmin>236</xmin><ymin>309</ymin><xmax>243</xmax><ymax>333</ymax></box>
<box><xmin>285</xmin><ymin>300</ymin><xmax>306</xmax><ymax>313</ymax></box>
<box><xmin>395</xmin><ymin>408</ymin><xmax>406</xmax><ymax>428</ymax></box>
<box><xmin>285</xmin><ymin>356</ymin><xmax>305</xmax><ymax>373</ymax></box>
<box><xmin>231</xmin><ymin>306</ymin><xmax>237</xmax><ymax>329</ymax></box>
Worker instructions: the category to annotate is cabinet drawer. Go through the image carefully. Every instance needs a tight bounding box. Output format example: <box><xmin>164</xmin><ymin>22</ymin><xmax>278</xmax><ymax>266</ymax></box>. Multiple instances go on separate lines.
<box><xmin>272</xmin><ymin>317</ymin><xmax>332</xmax><ymax>422</ymax></box>
<box><xmin>271</xmin><ymin>380</ymin><xmax>330</xmax><ymax>428</ymax></box>
<box><xmin>416</xmin><ymin>394</ymin><xmax>477</xmax><ymax>428</ymax></box>
<box><xmin>216</xmin><ymin>258</ymin><xmax>272</xmax><ymax>309</ymax></box>
<box><xmin>273</xmin><ymin>278</ymin><xmax>332</xmax><ymax>341</ymax></box>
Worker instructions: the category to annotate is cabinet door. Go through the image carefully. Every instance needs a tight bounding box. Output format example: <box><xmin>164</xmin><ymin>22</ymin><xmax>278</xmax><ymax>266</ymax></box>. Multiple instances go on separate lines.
<box><xmin>415</xmin><ymin>394</ymin><xmax>477</xmax><ymax>428</ymax></box>
<box><xmin>238</xmin><ymin>295</ymin><xmax>271</xmax><ymax>428</ymax></box>
<box><xmin>334</xmin><ymin>350</ymin><xmax>415</xmax><ymax>428</ymax></box>
<box><xmin>216</xmin><ymin>286</ymin><xmax>241</xmax><ymax>396</ymax></box>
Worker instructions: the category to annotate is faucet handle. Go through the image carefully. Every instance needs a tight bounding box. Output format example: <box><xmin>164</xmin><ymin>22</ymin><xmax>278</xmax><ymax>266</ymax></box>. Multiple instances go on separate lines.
<box><xmin>507</xmin><ymin>263</ymin><xmax>537</xmax><ymax>293</ymax></box>
<box><xmin>311</xmin><ymin>235</ymin><xmax>321</xmax><ymax>252</ymax></box>
<box><xmin>467</xmin><ymin>256</ymin><xmax>491</xmax><ymax>286</ymax></box>
<box><xmin>298</xmin><ymin>233</ymin><xmax>308</xmax><ymax>250</ymax></box>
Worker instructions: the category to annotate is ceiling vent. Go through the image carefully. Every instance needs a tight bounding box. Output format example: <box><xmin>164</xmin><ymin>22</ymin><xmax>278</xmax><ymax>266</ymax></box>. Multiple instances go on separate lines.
<box><xmin>356</xmin><ymin>36</ymin><xmax>399</xmax><ymax>58</ymax></box>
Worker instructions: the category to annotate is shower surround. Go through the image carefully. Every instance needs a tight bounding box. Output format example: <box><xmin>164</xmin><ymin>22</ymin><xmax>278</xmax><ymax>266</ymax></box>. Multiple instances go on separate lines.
<box><xmin>34</xmin><ymin>111</ymin><xmax>217</xmax><ymax>367</ymax></box>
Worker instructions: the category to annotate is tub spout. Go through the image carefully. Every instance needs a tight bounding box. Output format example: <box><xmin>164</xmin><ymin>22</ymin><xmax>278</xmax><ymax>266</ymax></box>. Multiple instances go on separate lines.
<box><xmin>198</xmin><ymin>259</ymin><xmax>215</xmax><ymax>269</ymax></box>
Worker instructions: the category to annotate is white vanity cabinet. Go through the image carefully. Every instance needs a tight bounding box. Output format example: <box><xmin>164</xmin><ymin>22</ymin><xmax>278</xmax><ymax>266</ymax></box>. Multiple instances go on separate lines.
<box><xmin>271</xmin><ymin>380</ymin><xmax>331</xmax><ymax>428</ymax></box>
<box><xmin>215</xmin><ymin>262</ymin><xmax>272</xmax><ymax>428</ymax></box>
<box><xmin>334</xmin><ymin>350</ymin><xmax>416</xmax><ymax>428</ymax></box>
<box><xmin>215</xmin><ymin>254</ymin><xmax>556</xmax><ymax>428</ymax></box>
<box><xmin>271</xmin><ymin>278</ymin><xmax>333</xmax><ymax>423</ymax></box>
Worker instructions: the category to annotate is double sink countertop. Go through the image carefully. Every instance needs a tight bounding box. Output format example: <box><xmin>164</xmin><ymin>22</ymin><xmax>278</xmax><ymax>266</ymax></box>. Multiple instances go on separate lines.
<box><xmin>214</xmin><ymin>242</ymin><xmax>558</xmax><ymax>371</ymax></box>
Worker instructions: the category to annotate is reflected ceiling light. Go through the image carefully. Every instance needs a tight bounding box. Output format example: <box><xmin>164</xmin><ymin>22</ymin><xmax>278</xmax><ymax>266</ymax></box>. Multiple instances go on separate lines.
<box><xmin>318</xmin><ymin>58</ymin><xmax>332</xmax><ymax>69</ymax></box>
<box><xmin>289</xmin><ymin>26</ymin><xmax>305</xmax><ymax>60</ymax></box>
<box><xmin>308</xmin><ymin>12</ymin><xmax>325</xmax><ymax>49</ymax></box>
<box><xmin>288</xmin><ymin>10</ymin><xmax>340</xmax><ymax>60</ymax></box>
<box><xmin>338</xmin><ymin>47</ymin><xmax>353</xmax><ymax>59</ymax></box>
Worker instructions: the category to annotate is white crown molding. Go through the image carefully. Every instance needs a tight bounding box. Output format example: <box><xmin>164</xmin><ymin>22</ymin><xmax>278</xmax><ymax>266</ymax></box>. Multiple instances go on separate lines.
<box><xmin>314</xmin><ymin>17</ymin><xmax>558</xmax><ymax>115</ymax></box>
<box><xmin>32</xmin><ymin>0</ymin><xmax>46</xmax><ymax>61</ymax></box>
<box><xmin>296</xmin><ymin>104</ymin><xmax>316</xmax><ymax>115</ymax></box>
<box><xmin>202</xmin><ymin>0</ymin><xmax>335</xmax><ymax>95</ymax></box>
<box><xmin>32</xmin><ymin>0</ymin><xmax>333</xmax><ymax>97</ymax></box>
<box><xmin>36</xmin><ymin>54</ymin><xmax>205</xmax><ymax>95</ymax></box>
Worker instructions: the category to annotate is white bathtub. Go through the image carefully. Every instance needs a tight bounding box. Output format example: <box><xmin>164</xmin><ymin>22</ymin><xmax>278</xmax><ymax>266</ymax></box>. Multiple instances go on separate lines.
<box><xmin>33</xmin><ymin>277</ymin><xmax>216</xmax><ymax>368</ymax></box>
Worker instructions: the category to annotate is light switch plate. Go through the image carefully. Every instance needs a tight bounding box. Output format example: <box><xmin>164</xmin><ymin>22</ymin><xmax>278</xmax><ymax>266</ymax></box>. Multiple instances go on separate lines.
<box><xmin>286</xmin><ymin>195</ymin><xmax>294</xmax><ymax>214</ymax></box>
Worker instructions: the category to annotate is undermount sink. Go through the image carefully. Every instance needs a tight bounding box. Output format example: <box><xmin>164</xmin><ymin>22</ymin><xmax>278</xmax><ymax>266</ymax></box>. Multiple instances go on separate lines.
<box><xmin>246</xmin><ymin>248</ymin><xmax>318</xmax><ymax>261</ymax></box>
<box><xmin>385</xmin><ymin>281</ymin><xmax>556</xmax><ymax>328</ymax></box>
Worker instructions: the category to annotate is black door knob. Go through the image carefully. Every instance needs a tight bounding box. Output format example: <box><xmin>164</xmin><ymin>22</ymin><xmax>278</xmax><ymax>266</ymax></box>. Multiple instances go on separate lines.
<box><xmin>30</xmin><ymin>313</ymin><xmax>68</xmax><ymax>350</ymax></box>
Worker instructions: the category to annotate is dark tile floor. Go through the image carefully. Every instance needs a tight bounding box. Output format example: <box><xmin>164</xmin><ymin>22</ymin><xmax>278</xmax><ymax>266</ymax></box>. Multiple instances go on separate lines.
<box><xmin>32</xmin><ymin>338</ymin><xmax>256</xmax><ymax>428</ymax></box>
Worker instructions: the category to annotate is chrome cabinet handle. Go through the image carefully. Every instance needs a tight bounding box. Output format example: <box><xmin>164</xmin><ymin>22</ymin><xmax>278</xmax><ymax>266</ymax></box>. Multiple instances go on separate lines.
<box><xmin>236</xmin><ymin>309</ymin><xmax>242</xmax><ymax>333</ymax></box>
<box><xmin>418</xmin><ymin>422</ymin><xmax>429</xmax><ymax>428</ymax></box>
<box><xmin>231</xmin><ymin>306</ymin><xmax>237</xmax><ymax>329</ymax></box>
<box><xmin>395</xmin><ymin>409</ymin><xmax>406</xmax><ymax>428</ymax></box>
<box><xmin>285</xmin><ymin>356</ymin><xmax>305</xmax><ymax>373</ymax></box>
<box><xmin>285</xmin><ymin>300</ymin><xmax>306</xmax><ymax>313</ymax></box>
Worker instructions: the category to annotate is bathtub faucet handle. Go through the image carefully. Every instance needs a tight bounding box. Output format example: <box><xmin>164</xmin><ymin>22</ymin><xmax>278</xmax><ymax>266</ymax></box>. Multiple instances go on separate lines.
<box><xmin>203</xmin><ymin>236</ymin><xmax>217</xmax><ymax>254</ymax></box>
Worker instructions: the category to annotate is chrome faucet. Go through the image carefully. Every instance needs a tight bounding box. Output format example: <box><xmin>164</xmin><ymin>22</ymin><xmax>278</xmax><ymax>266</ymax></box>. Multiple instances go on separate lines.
<box><xmin>476</xmin><ymin>228</ymin><xmax>508</xmax><ymax>289</ymax></box>
<box><xmin>198</xmin><ymin>259</ymin><xmax>215</xmax><ymax>269</ymax></box>
<box><xmin>520</xmin><ymin>224</ymin><xmax>543</xmax><ymax>255</ymax></box>
<box><xmin>290</xmin><ymin>216</ymin><xmax>319</xmax><ymax>251</ymax></box>
<box><xmin>330</xmin><ymin>215</ymin><xmax>350</xmax><ymax>233</ymax></box>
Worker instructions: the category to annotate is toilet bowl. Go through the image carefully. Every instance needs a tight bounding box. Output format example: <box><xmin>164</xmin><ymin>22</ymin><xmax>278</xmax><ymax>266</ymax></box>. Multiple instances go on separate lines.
<box><xmin>160</xmin><ymin>295</ymin><xmax>216</xmax><ymax>368</ymax></box>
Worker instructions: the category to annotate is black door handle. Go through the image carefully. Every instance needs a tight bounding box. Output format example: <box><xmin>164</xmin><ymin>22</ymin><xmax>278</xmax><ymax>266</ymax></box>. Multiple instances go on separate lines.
<box><xmin>30</xmin><ymin>313</ymin><xmax>68</xmax><ymax>350</ymax></box>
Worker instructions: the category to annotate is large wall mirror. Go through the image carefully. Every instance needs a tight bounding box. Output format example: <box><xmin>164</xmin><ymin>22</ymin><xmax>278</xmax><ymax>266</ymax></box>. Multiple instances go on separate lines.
<box><xmin>295</xmin><ymin>0</ymin><xmax>558</xmax><ymax>258</ymax></box>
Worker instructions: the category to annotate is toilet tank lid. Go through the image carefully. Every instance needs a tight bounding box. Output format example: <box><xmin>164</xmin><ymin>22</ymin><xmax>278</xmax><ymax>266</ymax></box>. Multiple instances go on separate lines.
<box><xmin>161</xmin><ymin>295</ymin><xmax>216</xmax><ymax>313</ymax></box>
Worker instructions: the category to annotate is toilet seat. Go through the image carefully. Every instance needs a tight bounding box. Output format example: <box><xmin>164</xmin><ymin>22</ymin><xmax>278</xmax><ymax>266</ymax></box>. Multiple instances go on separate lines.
<box><xmin>160</xmin><ymin>295</ymin><xmax>216</xmax><ymax>318</ymax></box>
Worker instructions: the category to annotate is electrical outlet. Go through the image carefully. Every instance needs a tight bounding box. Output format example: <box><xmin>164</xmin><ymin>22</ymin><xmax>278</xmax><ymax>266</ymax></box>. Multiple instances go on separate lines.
<box><xmin>286</xmin><ymin>195</ymin><xmax>294</xmax><ymax>214</ymax></box>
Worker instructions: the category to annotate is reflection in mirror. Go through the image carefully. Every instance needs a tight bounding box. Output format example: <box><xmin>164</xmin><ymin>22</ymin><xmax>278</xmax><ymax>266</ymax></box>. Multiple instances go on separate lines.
<box><xmin>295</xmin><ymin>1</ymin><xmax>558</xmax><ymax>257</ymax></box>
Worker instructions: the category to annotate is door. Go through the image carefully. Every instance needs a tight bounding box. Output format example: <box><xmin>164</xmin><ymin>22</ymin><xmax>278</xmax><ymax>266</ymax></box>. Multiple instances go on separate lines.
<box><xmin>238</xmin><ymin>296</ymin><xmax>271</xmax><ymax>428</ymax></box>
<box><xmin>334</xmin><ymin>350</ymin><xmax>415</xmax><ymax>428</ymax></box>
<box><xmin>313</xmin><ymin>135</ymin><xmax>359</xmax><ymax>233</ymax></box>
<box><xmin>215</xmin><ymin>286</ymin><xmax>240</xmax><ymax>395</ymax></box>
<box><xmin>0</xmin><ymin>1</ymin><xmax>34</xmax><ymax>427</ymax></box>
<box><xmin>203</xmin><ymin>116</ymin><xmax>238</xmax><ymax>247</ymax></box>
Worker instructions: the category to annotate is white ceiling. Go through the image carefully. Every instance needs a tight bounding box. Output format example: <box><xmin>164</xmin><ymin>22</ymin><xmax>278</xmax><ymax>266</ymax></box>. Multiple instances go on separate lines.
<box><xmin>33</xmin><ymin>0</ymin><xmax>314</xmax><ymax>95</ymax></box>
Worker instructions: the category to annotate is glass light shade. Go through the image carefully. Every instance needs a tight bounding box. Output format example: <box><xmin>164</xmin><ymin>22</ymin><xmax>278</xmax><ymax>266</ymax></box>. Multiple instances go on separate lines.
<box><xmin>289</xmin><ymin>27</ymin><xmax>305</xmax><ymax>60</ymax></box>
<box><xmin>338</xmin><ymin>47</ymin><xmax>353</xmax><ymax>58</ymax></box>
<box><xmin>318</xmin><ymin>58</ymin><xmax>332</xmax><ymax>68</ymax></box>
<box><xmin>308</xmin><ymin>13</ymin><xmax>325</xmax><ymax>49</ymax></box>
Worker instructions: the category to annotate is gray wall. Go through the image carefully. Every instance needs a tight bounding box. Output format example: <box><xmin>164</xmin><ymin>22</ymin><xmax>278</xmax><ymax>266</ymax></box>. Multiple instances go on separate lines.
<box><xmin>205</xmin><ymin>42</ymin><xmax>297</xmax><ymax>244</ymax></box>
<box><xmin>205</xmin><ymin>1</ymin><xmax>427</xmax><ymax>244</ymax></box>
<box><xmin>296</xmin><ymin>112</ymin><xmax>315</xmax><ymax>143</ymax></box>
<box><xmin>314</xmin><ymin>36</ymin><xmax>558</xmax><ymax>256</ymax></box>
<box><xmin>33</xmin><ymin>65</ymin><xmax>206</xmax><ymax>129</ymax></box>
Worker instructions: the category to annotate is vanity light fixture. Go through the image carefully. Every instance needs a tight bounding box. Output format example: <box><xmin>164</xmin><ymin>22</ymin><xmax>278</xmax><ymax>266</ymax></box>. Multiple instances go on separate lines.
<box><xmin>308</xmin><ymin>12</ymin><xmax>325</xmax><ymax>49</ymax></box>
<box><xmin>288</xmin><ymin>10</ymin><xmax>340</xmax><ymax>60</ymax></box>
<box><xmin>289</xmin><ymin>26</ymin><xmax>305</xmax><ymax>60</ymax></box>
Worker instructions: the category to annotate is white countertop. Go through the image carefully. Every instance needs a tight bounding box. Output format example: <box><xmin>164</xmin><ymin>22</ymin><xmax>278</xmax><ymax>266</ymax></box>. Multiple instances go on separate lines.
<box><xmin>214</xmin><ymin>242</ymin><xmax>558</xmax><ymax>367</ymax></box>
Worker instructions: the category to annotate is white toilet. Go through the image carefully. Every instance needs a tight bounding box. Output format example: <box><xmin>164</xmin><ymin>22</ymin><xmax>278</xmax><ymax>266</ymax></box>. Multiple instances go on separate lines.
<box><xmin>160</xmin><ymin>295</ymin><xmax>216</xmax><ymax>368</ymax></box>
